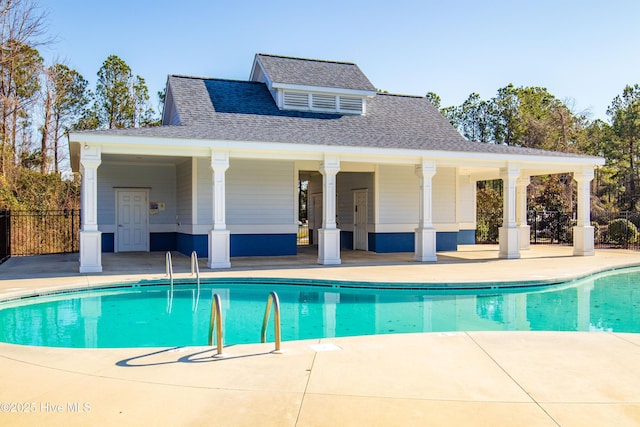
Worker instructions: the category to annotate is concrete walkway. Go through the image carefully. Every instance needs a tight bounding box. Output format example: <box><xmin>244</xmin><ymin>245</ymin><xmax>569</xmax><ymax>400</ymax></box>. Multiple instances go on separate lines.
<box><xmin>1</xmin><ymin>246</ymin><xmax>640</xmax><ymax>426</ymax></box>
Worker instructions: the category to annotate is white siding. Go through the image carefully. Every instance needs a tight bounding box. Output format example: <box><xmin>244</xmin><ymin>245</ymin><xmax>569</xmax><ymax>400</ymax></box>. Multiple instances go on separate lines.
<box><xmin>176</xmin><ymin>159</ymin><xmax>192</xmax><ymax>225</ymax></box>
<box><xmin>196</xmin><ymin>157</ymin><xmax>212</xmax><ymax>225</ymax></box>
<box><xmin>457</xmin><ymin>173</ymin><xmax>476</xmax><ymax>226</ymax></box>
<box><xmin>97</xmin><ymin>163</ymin><xmax>176</xmax><ymax>227</ymax></box>
<box><xmin>226</xmin><ymin>159</ymin><xmax>295</xmax><ymax>226</ymax></box>
<box><xmin>308</xmin><ymin>173</ymin><xmax>322</xmax><ymax>196</ymax></box>
<box><xmin>161</xmin><ymin>87</ymin><xmax>181</xmax><ymax>126</ymax></box>
<box><xmin>377</xmin><ymin>164</ymin><xmax>418</xmax><ymax>225</ymax></box>
<box><xmin>308</xmin><ymin>173</ymin><xmax>323</xmax><ymax>234</ymax></box>
<box><xmin>432</xmin><ymin>166</ymin><xmax>456</xmax><ymax>224</ymax></box>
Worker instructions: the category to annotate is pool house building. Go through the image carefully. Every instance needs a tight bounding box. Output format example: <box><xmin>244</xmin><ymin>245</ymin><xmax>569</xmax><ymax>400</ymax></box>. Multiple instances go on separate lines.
<box><xmin>69</xmin><ymin>54</ymin><xmax>604</xmax><ymax>273</ymax></box>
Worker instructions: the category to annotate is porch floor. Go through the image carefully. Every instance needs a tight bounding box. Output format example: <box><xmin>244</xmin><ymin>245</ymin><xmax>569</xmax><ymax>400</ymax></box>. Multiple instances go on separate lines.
<box><xmin>1</xmin><ymin>246</ymin><xmax>640</xmax><ymax>426</ymax></box>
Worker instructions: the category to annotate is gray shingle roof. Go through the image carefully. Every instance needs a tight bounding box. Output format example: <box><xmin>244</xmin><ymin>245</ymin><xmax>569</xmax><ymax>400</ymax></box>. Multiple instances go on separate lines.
<box><xmin>82</xmin><ymin>75</ymin><xmax>599</xmax><ymax>160</ymax></box>
<box><xmin>255</xmin><ymin>53</ymin><xmax>376</xmax><ymax>92</ymax></box>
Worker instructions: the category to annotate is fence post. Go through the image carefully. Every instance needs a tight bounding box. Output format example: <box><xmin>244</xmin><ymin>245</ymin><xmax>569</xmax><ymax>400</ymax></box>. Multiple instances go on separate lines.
<box><xmin>0</xmin><ymin>210</ymin><xmax>9</xmax><ymax>263</ymax></box>
<box><xmin>71</xmin><ymin>209</ymin><xmax>76</xmax><ymax>252</ymax></box>
<box><xmin>531</xmin><ymin>211</ymin><xmax>538</xmax><ymax>243</ymax></box>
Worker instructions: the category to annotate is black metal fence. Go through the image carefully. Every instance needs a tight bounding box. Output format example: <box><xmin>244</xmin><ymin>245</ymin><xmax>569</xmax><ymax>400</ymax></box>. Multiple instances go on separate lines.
<box><xmin>0</xmin><ymin>210</ymin><xmax>9</xmax><ymax>264</ymax></box>
<box><xmin>481</xmin><ymin>210</ymin><xmax>640</xmax><ymax>251</ymax></box>
<box><xmin>592</xmin><ymin>211</ymin><xmax>640</xmax><ymax>250</ymax></box>
<box><xmin>529</xmin><ymin>210</ymin><xmax>574</xmax><ymax>245</ymax></box>
<box><xmin>1</xmin><ymin>210</ymin><xmax>81</xmax><ymax>260</ymax></box>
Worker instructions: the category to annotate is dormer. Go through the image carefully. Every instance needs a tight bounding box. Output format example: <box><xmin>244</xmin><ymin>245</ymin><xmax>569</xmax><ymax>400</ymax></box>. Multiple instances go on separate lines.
<box><xmin>250</xmin><ymin>53</ymin><xmax>377</xmax><ymax>115</ymax></box>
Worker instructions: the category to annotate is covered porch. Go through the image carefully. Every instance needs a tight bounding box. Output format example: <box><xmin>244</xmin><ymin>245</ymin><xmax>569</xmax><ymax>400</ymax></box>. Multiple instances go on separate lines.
<box><xmin>71</xmin><ymin>138</ymin><xmax>603</xmax><ymax>273</ymax></box>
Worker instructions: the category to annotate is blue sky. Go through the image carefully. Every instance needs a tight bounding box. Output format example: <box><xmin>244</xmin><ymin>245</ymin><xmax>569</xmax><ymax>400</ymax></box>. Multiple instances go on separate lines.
<box><xmin>42</xmin><ymin>0</ymin><xmax>640</xmax><ymax>120</ymax></box>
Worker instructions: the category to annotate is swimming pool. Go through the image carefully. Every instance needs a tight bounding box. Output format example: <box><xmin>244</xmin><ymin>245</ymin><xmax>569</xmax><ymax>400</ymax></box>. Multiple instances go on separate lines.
<box><xmin>1</xmin><ymin>267</ymin><xmax>639</xmax><ymax>348</ymax></box>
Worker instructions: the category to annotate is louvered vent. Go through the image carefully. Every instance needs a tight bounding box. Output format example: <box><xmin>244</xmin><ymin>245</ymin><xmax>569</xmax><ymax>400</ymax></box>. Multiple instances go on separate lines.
<box><xmin>283</xmin><ymin>92</ymin><xmax>308</xmax><ymax>108</ymax></box>
<box><xmin>339</xmin><ymin>97</ymin><xmax>363</xmax><ymax>113</ymax></box>
<box><xmin>311</xmin><ymin>94</ymin><xmax>337</xmax><ymax>110</ymax></box>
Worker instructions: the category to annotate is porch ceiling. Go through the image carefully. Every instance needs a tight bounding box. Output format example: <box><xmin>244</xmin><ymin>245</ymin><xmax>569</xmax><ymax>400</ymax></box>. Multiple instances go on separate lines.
<box><xmin>101</xmin><ymin>153</ymin><xmax>190</xmax><ymax>166</ymax></box>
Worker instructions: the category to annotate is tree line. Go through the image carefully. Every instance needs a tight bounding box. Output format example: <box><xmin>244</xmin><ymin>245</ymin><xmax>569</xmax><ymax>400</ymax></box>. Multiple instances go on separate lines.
<box><xmin>426</xmin><ymin>82</ymin><xmax>640</xmax><ymax>215</ymax></box>
<box><xmin>0</xmin><ymin>0</ymin><xmax>158</xmax><ymax>210</ymax></box>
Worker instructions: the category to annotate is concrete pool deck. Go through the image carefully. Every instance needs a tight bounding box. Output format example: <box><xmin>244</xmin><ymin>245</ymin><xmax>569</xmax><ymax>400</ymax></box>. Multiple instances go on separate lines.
<box><xmin>1</xmin><ymin>245</ymin><xmax>640</xmax><ymax>426</ymax></box>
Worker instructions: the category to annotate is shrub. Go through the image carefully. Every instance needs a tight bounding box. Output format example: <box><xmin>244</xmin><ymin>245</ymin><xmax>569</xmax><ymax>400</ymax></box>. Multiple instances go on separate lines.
<box><xmin>592</xmin><ymin>221</ymin><xmax>600</xmax><ymax>241</ymax></box>
<box><xmin>607</xmin><ymin>218</ymin><xmax>638</xmax><ymax>245</ymax></box>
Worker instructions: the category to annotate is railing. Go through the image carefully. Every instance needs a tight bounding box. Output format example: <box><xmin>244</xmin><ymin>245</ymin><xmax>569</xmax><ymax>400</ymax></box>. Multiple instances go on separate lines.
<box><xmin>0</xmin><ymin>210</ymin><xmax>9</xmax><ymax>264</ymax></box>
<box><xmin>191</xmin><ymin>251</ymin><xmax>201</xmax><ymax>310</ymax></box>
<box><xmin>477</xmin><ymin>210</ymin><xmax>640</xmax><ymax>251</ymax></box>
<box><xmin>592</xmin><ymin>211</ymin><xmax>640</xmax><ymax>251</ymax></box>
<box><xmin>5</xmin><ymin>209</ymin><xmax>80</xmax><ymax>256</ymax></box>
<box><xmin>297</xmin><ymin>223</ymin><xmax>309</xmax><ymax>245</ymax></box>
<box><xmin>261</xmin><ymin>291</ymin><xmax>283</xmax><ymax>353</ymax></box>
<box><xmin>165</xmin><ymin>251</ymin><xmax>174</xmax><ymax>312</ymax></box>
<box><xmin>528</xmin><ymin>210</ymin><xmax>574</xmax><ymax>245</ymax></box>
<box><xmin>208</xmin><ymin>293</ymin><xmax>224</xmax><ymax>357</ymax></box>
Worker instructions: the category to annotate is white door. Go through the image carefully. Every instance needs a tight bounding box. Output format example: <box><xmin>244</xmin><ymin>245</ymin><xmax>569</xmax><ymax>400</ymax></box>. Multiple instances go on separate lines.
<box><xmin>117</xmin><ymin>190</ymin><xmax>149</xmax><ymax>252</ymax></box>
<box><xmin>353</xmin><ymin>190</ymin><xmax>368</xmax><ymax>250</ymax></box>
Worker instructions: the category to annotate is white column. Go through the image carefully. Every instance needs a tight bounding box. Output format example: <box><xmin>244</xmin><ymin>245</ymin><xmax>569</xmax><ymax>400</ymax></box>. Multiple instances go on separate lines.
<box><xmin>208</xmin><ymin>151</ymin><xmax>231</xmax><ymax>268</ymax></box>
<box><xmin>499</xmin><ymin>164</ymin><xmax>520</xmax><ymax>259</ymax></box>
<box><xmin>79</xmin><ymin>144</ymin><xmax>102</xmax><ymax>273</ymax></box>
<box><xmin>318</xmin><ymin>156</ymin><xmax>341</xmax><ymax>265</ymax></box>
<box><xmin>516</xmin><ymin>176</ymin><xmax>530</xmax><ymax>250</ymax></box>
<box><xmin>573</xmin><ymin>169</ymin><xmax>595</xmax><ymax>256</ymax></box>
<box><xmin>414</xmin><ymin>159</ymin><xmax>437</xmax><ymax>262</ymax></box>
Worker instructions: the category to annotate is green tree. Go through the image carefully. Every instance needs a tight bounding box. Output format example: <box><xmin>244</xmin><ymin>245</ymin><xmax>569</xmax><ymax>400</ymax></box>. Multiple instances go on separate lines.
<box><xmin>606</xmin><ymin>84</ymin><xmax>640</xmax><ymax>210</ymax></box>
<box><xmin>491</xmin><ymin>84</ymin><xmax>523</xmax><ymax>146</ymax></box>
<box><xmin>476</xmin><ymin>181</ymin><xmax>503</xmax><ymax>243</ymax></box>
<box><xmin>459</xmin><ymin>93</ymin><xmax>493</xmax><ymax>143</ymax></box>
<box><xmin>425</xmin><ymin>91</ymin><xmax>441</xmax><ymax>109</ymax></box>
<box><xmin>93</xmin><ymin>55</ymin><xmax>155</xmax><ymax>129</ymax></box>
<box><xmin>440</xmin><ymin>104</ymin><xmax>460</xmax><ymax>129</ymax></box>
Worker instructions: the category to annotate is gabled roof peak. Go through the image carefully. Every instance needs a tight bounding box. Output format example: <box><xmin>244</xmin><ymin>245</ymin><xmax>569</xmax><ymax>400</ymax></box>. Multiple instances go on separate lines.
<box><xmin>252</xmin><ymin>53</ymin><xmax>377</xmax><ymax>94</ymax></box>
<box><xmin>255</xmin><ymin>53</ymin><xmax>358</xmax><ymax>67</ymax></box>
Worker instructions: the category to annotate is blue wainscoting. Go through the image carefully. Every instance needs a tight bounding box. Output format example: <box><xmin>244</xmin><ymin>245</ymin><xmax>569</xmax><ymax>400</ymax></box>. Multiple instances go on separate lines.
<box><xmin>435</xmin><ymin>232</ymin><xmax>458</xmax><ymax>251</ymax></box>
<box><xmin>230</xmin><ymin>234</ymin><xmax>297</xmax><ymax>257</ymax></box>
<box><xmin>457</xmin><ymin>229</ymin><xmax>476</xmax><ymax>244</ymax></box>
<box><xmin>101</xmin><ymin>233</ymin><xmax>114</xmax><ymax>252</ymax></box>
<box><xmin>150</xmin><ymin>233</ymin><xmax>177</xmax><ymax>252</ymax></box>
<box><xmin>177</xmin><ymin>233</ymin><xmax>207</xmax><ymax>256</ymax></box>
<box><xmin>368</xmin><ymin>232</ymin><xmax>414</xmax><ymax>253</ymax></box>
<box><xmin>368</xmin><ymin>231</ymin><xmax>462</xmax><ymax>253</ymax></box>
<box><xmin>340</xmin><ymin>231</ymin><xmax>354</xmax><ymax>250</ymax></box>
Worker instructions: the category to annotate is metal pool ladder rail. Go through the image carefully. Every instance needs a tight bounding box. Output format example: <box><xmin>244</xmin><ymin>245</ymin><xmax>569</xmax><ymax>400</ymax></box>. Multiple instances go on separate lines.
<box><xmin>190</xmin><ymin>251</ymin><xmax>200</xmax><ymax>310</ymax></box>
<box><xmin>165</xmin><ymin>251</ymin><xmax>174</xmax><ymax>312</ymax></box>
<box><xmin>261</xmin><ymin>291</ymin><xmax>284</xmax><ymax>353</ymax></box>
<box><xmin>208</xmin><ymin>293</ymin><xmax>224</xmax><ymax>357</ymax></box>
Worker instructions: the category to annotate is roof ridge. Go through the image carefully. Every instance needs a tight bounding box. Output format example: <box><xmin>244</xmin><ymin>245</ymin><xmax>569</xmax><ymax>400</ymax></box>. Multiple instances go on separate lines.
<box><xmin>169</xmin><ymin>75</ymin><xmax>263</xmax><ymax>85</ymax></box>
<box><xmin>377</xmin><ymin>92</ymin><xmax>425</xmax><ymax>99</ymax></box>
<box><xmin>256</xmin><ymin>53</ymin><xmax>357</xmax><ymax>67</ymax></box>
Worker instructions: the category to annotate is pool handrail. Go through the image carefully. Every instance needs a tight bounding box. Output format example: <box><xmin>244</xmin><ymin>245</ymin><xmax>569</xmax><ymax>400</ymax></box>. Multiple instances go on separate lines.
<box><xmin>165</xmin><ymin>251</ymin><xmax>174</xmax><ymax>312</ymax></box>
<box><xmin>190</xmin><ymin>251</ymin><xmax>200</xmax><ymax>277</ymax></box>
<box><xmin>190</xmin><ymin>251</ymin><xmax>200</xmax><ymax>310</ymax></box>
<box><xmin>208</xmin><ymin>293</ymin><xmax>224</xmax><ymax>357</ymax></box>
<box><xmin>261</xmin><ymin>291</ymin><xmax>283</xmax><ymax>353</ymax></box>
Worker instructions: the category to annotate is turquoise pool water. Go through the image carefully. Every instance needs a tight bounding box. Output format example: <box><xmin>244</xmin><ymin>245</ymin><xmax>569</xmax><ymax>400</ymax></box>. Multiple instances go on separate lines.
<box><xmin>1</xmin><ymin>268</ymin><xmax>639</xmax><ymax>348</ymax></box>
